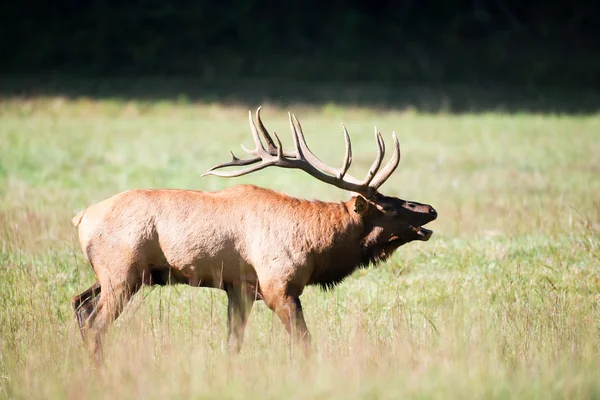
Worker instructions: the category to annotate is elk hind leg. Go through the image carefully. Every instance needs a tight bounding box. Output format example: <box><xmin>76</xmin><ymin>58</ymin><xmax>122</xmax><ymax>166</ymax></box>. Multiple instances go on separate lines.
<box><xmin>72</xmin><ymin>282</ymin><xmax>101</xmax><ymax>341</ymax></box>
<box><xmin>85</xmin><ymin>274</ymin><xmax>140</xmax><ymax>363</ymax></box>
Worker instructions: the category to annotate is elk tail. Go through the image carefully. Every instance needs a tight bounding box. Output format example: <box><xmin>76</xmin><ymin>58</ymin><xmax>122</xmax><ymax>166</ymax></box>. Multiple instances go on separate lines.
<box><xmin>71</xmin><ymin>209</ymin><xmax>86</xmax><ymax>227</ymax></box>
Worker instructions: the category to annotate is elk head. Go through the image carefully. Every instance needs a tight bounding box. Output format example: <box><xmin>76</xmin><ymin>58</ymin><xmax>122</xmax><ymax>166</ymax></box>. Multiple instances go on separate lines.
<box><xmin>203</xmin><ymin>107</ymin><xmax>437</xmax><ymax>261</ymax></box>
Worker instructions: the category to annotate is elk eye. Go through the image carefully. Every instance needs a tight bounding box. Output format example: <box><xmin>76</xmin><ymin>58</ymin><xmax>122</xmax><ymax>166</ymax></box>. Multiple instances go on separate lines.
<box><xmin>383</xmin><ymin>206</ymin><xmax>396</xmax><ymax>214</ymax></box>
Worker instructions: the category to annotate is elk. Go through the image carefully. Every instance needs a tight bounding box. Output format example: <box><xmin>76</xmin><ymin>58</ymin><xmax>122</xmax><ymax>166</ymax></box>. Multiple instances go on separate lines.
<box><xmin>71</xmin><ymin>108</ymin><xmax>437</xmax><ymax>361</ymax></box>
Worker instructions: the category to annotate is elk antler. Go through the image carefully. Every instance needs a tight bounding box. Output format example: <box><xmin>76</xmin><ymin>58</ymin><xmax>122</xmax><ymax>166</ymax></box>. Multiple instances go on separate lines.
<box><xmin>202</xmin><ymin>107</ymin><xmax>401</xmax><ymax>198</ymax></box>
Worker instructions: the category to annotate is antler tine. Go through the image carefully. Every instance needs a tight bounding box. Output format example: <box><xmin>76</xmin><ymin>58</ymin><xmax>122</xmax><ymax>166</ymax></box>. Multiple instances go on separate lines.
<box><xmin>369</xmin><ymin>132</ymin><xmax>401</xmax><ymax>190</ymax></box>
<box><xmin>249</xmin><ymin>107</ymin><xmax>296</xmax><ymax>158</ymax></box>
<box><xmin>291</xmin><ymin>114</ymin><xmax>362</xmax><ymax>185</ymax></box>
<box><xmin>202</xmin><ymin>151</ymin><xmax>263</xmax><ymax>177</ymax></box>
<box><xmin>288</xmin><ymin>112</ymin><xmax>304</xmax><ymax>158</ymax></box>
<box><xmin>256</xmin><ymin>106</ymin><xmax>278</xmax><ymax>154</ymax></box>
<box><xmin>272</xmin><ymin>131</ymin><xmax>285</xmax><ymax>159</ymax></box>
<box><xmin>242</xmin><ymin>110</ymin><xmax>269</xmax><ymax>157</ymax></box>
<box><xmin>361</xmin><ymin>128</ymin><xmax>385</xmax><ymax>186</ymax></box>
<box><xmin>202</xmin><ymin>160</ymin><xmax>276</xmax><ymax>178</ymax></box>
<box><xmin>339</xmin><ymin>124</ymin><xmax>352</xmax><ymax>179</ymax></box>
<box><xmin>292</xmin><ymin>114</ymin><xmax>336</xmax><ymax>175</ymax></box>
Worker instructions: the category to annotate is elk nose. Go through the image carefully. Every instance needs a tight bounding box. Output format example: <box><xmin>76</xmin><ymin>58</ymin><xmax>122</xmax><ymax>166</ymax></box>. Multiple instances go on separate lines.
<box><xmin>428</xmin><ymin>206</ymin><xmax>437</xmax><ymax>218</ymax></box>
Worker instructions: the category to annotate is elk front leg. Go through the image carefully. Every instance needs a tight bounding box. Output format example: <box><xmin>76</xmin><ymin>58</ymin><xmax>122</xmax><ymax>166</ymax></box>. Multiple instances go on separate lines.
<box><xmin>263</xmin><ymin>287</ymin><xmax>312</xmax><ymax>355</ymax></box>
<box><xmin>225</xmin><ymin>283</ymin><xmax>255</xmax><ymax>353</ymax></box>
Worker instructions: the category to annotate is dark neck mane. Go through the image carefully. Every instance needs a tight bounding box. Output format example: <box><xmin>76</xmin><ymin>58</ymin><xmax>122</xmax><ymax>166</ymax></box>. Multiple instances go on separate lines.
<box><xmin>305</xmin><ymin>204</ymin><xmax>401</xmax><ymax>290</ymax></box>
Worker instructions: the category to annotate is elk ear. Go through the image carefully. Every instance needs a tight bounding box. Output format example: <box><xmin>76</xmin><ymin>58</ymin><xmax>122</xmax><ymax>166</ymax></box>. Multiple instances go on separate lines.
<box><xmin>354</xmin><ymin>196</ymin><xmax>369</xmax><ymax>215</ymax></box>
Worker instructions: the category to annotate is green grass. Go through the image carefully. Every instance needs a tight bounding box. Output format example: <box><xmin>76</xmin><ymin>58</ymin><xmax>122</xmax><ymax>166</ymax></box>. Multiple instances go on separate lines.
<box><xmin>0</xmin><ymin>97</ymin><xmax>599</xmax><ymax>399</ymax></box>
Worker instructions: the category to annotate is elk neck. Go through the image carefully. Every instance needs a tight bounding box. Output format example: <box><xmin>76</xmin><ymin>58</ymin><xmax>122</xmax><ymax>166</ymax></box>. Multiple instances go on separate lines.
<box><xmin>298</xmin><ymin>196</ymin><xmax>375</xmax><ymax>290</ymax></box>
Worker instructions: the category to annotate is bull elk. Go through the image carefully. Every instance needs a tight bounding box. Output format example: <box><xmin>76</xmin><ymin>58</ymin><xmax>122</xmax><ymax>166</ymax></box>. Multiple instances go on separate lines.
<box><xmin>72</xmin><ymin>108</ymin><xmax>437</xmax><ymax>360</ymax></box>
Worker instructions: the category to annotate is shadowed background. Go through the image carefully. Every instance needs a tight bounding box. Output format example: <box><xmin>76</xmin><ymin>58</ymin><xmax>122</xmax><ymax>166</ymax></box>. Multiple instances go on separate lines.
<box><xmin>1</xmin><ymin>0</ymin><xmax>599</xmax><ymax>112</ymax></box>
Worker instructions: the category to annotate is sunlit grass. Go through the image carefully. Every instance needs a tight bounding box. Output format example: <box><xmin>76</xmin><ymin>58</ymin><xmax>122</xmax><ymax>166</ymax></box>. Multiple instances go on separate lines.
<box><xmin>0</xmin><ymin>97</ymin><xmax>599</xmax><ymax>399</ymax></box>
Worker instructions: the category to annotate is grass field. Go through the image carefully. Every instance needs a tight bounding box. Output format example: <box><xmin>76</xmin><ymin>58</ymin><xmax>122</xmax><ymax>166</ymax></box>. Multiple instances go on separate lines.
<box><xmin>0</xmin><ymin>97</ymin><xmax>599</xmax><ymax>399</ymax></box>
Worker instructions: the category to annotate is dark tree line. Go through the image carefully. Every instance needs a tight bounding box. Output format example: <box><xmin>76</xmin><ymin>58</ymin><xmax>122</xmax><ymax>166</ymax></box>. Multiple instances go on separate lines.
<box><xmin>1</xmin><ymin>1</ymin><xmax>598</xmax><ymax>87</ymax></box>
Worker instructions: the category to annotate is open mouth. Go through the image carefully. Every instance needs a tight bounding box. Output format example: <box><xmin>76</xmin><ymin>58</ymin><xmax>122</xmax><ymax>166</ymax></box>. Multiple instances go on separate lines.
<box><xmin>410</xmin><ymin>225</ymin><xmax>433</xmax><ymax>241</ymax></box>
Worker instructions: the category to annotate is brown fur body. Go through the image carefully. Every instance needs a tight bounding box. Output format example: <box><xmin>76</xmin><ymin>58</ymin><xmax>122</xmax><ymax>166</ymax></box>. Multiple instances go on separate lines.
<box><xmin>76</xmin><ymin>185</ymin><xmax>365</xmax><ymax>291</ymax></box>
